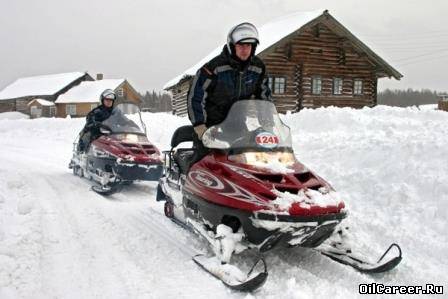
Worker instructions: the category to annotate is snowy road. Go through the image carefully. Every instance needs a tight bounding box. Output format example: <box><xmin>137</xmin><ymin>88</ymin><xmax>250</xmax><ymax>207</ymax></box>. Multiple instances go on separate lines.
<box><xmin>1</xmin><ymin>107</ymin><xmax>447</xmax><ymax>298</ymax></box>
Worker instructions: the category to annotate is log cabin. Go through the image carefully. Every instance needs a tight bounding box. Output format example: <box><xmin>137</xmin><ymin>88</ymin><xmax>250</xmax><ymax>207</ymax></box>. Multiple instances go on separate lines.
<box><xmin>164</xmin><ymin>10</ymin><xmax>402</xmax><ymax>115</ymax></box>
<box><xmin>27</xmin><ymin>99</ymin><xmax>56</xmax><ymax>118</ymax></box>
<box><xmin>55</xmin><ymin>78</ymin><xmax>141</xmax><ymax>118</ymax></box>
<box><xmin>0</xmin><ymin>72</ymin><xmax>93</xmax><ymax>114</ymax></box>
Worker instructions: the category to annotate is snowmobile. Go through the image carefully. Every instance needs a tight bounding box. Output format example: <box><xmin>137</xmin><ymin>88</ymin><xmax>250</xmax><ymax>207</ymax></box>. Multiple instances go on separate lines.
<box><xmin>70</xmin><ymin>102</ymin><xmax>163</xmax><ymax>195</ymax></box>
<box><xmin>157</xmin><ymin>99</ymin><xmax>402</xmax><ymax>291</ymax></box>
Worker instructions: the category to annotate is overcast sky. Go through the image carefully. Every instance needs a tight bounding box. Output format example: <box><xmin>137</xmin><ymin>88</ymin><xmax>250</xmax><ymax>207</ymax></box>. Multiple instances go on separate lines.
<box><xmin>1</xmin><ymin>0</ymin><xmax>447</xmax><ymax>93</ymax></box>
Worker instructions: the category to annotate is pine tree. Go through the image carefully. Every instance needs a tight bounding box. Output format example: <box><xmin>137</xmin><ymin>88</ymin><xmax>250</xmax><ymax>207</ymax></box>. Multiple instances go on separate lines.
<box><xmin>378</xmin><ymin>89</ymin><xmax>444</xmax><ymax>107</ymax></box>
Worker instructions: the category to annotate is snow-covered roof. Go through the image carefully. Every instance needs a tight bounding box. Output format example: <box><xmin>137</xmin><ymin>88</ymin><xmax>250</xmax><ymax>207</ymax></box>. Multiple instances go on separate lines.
<box><xmin>0</xmin><ymin>72</ymin><xmax>87</xmax><ymax>100</ymax></box>
<box><xmin>28</xmin><ymin>99</ymin><xmax>55</xmax><ymax>106</ymax></box>
<box><xmin>163</xmin><ymin>10</ymin><xmax>323</xmax><ymax>89</ymax></box>
<box><xmin>55</xmin><ymin>79</ymin><xmax>125</xmax><ymax>104</ymax></box>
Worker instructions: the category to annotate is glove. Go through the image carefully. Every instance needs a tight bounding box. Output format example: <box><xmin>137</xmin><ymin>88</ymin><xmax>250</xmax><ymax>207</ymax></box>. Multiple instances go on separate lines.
<box><xmin>194</xmin><ymin>124</ymin><xmax>207</xmax><ymax>140</ymax></box>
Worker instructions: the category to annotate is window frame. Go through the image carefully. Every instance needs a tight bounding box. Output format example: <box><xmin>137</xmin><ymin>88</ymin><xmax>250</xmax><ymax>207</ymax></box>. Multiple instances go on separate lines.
<box><xmin>267</xmin><ymin>76</ymin><xmax>287</xmax><ymax>95</ymax></box>
<box><xmin>30</xmin><ymin>106</ymin><xmax>42</xmax><ymax>117</ymax></box>
<box><xmin>49</xmin><ymin>106</ymin><xmax>56</xmax><ymax>117</ymax></box>
<box><xmin>333</xmin><ymin>77</ymin><xmax>343</xmax><ymax>95</ymax></box>
<box><xmin>66</xmin><ymin>104</ymin><xmax>77</xmax><ymax>116</ymax></box>
<box><xmin>353</xmin><ymin>79</ymin><xmax>363</xmax><ymax>95</ymax></box>
<box><xmin>312</xmin><ymin>76</ymin><xmax>322</xmax><ymax>95</ymax></box>
<box><xmin>273</xmin><ymin>77</ymin><xmax>286</xmax><ymax>94</ymax></box>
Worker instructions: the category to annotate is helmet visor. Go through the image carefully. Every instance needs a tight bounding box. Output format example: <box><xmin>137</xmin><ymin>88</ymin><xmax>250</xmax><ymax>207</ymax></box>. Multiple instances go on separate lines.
<box><xmin>230</xmin><ymin>23</ymin><xmax>259</xmax><ymax>45</ymax></box>
<box><xmin>103</xmin><ymin>92</ymin><xmax>116</xmax><ymax>100</ymax></box>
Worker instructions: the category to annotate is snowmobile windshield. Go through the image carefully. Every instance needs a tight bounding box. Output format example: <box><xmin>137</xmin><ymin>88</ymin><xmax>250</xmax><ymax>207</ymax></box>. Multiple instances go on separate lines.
<box><xmin>102</xmin><ymin>103</ymin><xmax>147</xmax><ymax>135</ymax></box>
<box><xmin>202</xmin><ymin>99</ymin><xmax>292</xmax><ymax>152</ymax></box>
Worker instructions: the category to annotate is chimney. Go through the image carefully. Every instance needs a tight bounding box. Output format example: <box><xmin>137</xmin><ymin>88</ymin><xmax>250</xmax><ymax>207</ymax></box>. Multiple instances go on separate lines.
<box><xmin>96</xmin><ymin>73</ymin><xmax>103</xmax><ymax>80</ymax></box>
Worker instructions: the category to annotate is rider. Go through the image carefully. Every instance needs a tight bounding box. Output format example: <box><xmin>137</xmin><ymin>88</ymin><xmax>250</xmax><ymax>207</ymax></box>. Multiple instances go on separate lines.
<box><xmin>78</xmin><ymin>89</ymin><xmax>116</xmax><ymax>152</ymax></box>
<box><xmin>187</xmin><ymin>22</ymin><xmax>272</xmax><ymax>162</ymax></box>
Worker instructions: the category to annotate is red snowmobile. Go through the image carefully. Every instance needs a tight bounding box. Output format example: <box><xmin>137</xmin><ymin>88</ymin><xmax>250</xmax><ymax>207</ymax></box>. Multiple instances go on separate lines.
<box><xmin>157</xmin><ymin>99</ymin><xmax>402</xmax><ymax>291</ymax></box>
<box><xmin>70</xmin><ymin>102</ymin><xmax>163</xmax><ymax>195</ymax></box>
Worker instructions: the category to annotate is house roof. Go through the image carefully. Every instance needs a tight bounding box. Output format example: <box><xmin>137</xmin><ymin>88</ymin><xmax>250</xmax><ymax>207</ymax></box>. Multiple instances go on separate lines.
<box><xmin>163</xmin><ymin>9</ymin><xmax>402</xmax><ymax>90</ymax></box>
<box><xmin>55</xmin><ymin>79</ymin><xmax>125</xmax><ymax>104</ymax></box>
<box><xmin>0</xmin><ymin>72</ymin><xmax>88</xmax><ymax>101</ymax></box>
<box><xmin>28</xmin><ymin>99</ymin><xmax>55</xmax><ymax>106</ymax></box>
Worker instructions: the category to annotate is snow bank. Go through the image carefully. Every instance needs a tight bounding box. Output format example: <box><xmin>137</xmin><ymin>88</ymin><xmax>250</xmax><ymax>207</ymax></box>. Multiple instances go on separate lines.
<box><xmin>0</xmin><ymin>105</ymin><xmax>447</xmax><ymax>298</ymax></box>
<box><xmin>0</xmin><ymin>111</ymin><xmax>29</xmax><ymax>120</ymax></box>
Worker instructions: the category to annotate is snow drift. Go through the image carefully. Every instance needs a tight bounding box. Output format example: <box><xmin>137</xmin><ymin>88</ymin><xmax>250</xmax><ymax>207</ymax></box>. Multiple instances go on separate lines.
<box><xmin>0</xmin><ymin>106</ymin><xmax>447</xmax><ymax>298</ymax></box>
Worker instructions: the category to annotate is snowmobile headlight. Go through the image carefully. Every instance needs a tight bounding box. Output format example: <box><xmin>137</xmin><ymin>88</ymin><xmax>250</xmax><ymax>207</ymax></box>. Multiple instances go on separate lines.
<box><xmin>124</xmin><ymin>134</ymin><xmax>139</xmax><ymax>143</ymax></box>
<box><xmin>228</xmin><ymin>151</ymin><xmax>296</xmax><ymax>167</ymax></box>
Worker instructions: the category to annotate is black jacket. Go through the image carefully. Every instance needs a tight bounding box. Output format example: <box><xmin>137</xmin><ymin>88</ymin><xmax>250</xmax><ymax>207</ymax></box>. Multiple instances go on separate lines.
<box><xmin>187</xmin><ymin>46</ymin><xmax>272</xmax><ymax>127</ymax></box>
<box><xmin>84</xmin><ymin>104</ymin><xmax>113</xmax><ymax>137</ymax></box>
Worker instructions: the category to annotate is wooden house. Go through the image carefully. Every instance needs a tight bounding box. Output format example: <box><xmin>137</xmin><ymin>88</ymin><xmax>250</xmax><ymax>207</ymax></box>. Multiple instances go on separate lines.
<box><xmin>438</xmin><ymin>94</ymin><xmax>448</xmax><ymax>111</ymax></box>
<box><xmin>27</xmin><ymin>99</ymin><xmax>56</xmax><ymax>118</ymax></box>
<box><xmin>55</xmin><ymin>79</ymin><xmax>141</xmax><ymax>118</ymax></box>
<box><xmin>164</xmin><ymin>10</ymin><xmax>402</xmax><ymax>115</ymax></box>
<box><xmin>0</xmin><ymin>72</ymin><xmax>93</xmax><ymax>114</ymax></box>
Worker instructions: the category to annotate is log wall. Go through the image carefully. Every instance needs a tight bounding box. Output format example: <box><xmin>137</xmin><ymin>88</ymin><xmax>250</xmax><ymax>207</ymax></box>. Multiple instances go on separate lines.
<box><xmin>439</xmin><ymin>100</ymin><xmax>448</xmax><ymax>112</ymax></box>
<box><xmin>260</xmin><ymin>23</ymin><xmax>378</xmax><ymax>111</ymax></box>
<box><xmin>0</xmin><ymin>100</ymin><xmax>15</xmax><ymax>113</ymax></box>
<box><xmin>170</xmin><ymin>79</ymin><xmax>191</xmax><ymax>117</ymax></box>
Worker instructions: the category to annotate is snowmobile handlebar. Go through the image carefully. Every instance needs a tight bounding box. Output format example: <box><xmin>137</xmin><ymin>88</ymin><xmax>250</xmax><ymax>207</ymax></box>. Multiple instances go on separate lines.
<box><xmin>85</xmin><ymin>121</ymin><xmax>112</xmax><ymax>134</ymax></box>
<box><xmin>98</xmin><ymin>123</ymin><xmax>112</xmax><ymax>135</ymax></box>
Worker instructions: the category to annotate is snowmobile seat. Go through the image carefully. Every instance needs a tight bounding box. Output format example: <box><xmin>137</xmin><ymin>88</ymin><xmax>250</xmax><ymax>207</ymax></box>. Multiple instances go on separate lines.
<box><xmin>171</xmin><ymin>125</ymin><xmax>195</xmax><ymax>174</ymax></box>
<box><xmin>174</xmin><ymin>149</ymin><xmax>195</xmax><ymax>174</ymax></box>
<box><xmin>171</xmin><ymin>125</ymin><xmax>195</xmax><ymax>148</ymax></box>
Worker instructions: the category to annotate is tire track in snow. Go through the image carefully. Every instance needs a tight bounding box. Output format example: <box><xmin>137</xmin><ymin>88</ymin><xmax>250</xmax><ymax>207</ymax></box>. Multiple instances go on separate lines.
<box><xmin>42</xmin><ymin>174</ymin><xmax>235</xmax><ymax>298</ymax></box>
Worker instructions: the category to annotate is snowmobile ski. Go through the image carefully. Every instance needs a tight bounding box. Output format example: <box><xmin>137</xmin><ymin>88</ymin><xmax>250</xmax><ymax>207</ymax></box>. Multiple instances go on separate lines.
<box><xmin>193</xmin><ymin>254</ymin><xmax>268</xmax><ymax>292</ymax></box>
<box><xmin>318</xmin><ymin>243</ymin><xmax>402</xmax><ymax>274</ymax></box>
<box><xmin>91</xmin><ymin>181</ymin><xmax>121</xmax><ymax>196</ymax></box>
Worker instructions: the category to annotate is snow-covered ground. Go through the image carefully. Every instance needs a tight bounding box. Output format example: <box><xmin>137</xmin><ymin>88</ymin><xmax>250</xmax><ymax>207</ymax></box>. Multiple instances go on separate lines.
<box><xmin>0</xmin><ymin>112</ymin><xmax>29</xmax><ymax>120</ymax></box>
<box><xmin>0</xmin><ymin>106</ymin><xmax>447</xmax><ymax>298</ymax></box>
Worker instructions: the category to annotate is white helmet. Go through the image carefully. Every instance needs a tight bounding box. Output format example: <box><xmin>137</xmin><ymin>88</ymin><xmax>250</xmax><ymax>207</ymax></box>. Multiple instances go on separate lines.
<box><xmin>100</xmin><ymin>89</ymin><xmax>116</xmax><ymax>105</ymax></box>
<box><xmin>226</xmin><ymin>22</ymin><xmax>259</xmax><ymax>54</ymax></box>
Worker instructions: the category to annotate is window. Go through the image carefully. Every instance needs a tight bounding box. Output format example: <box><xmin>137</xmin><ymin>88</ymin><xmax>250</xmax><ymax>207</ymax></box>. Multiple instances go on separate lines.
<box><xmin>353</xmin><ymin>79</ymin><xmax>363</xmax><ymax>95</ymax></box>
<box><xmin>273</xmin><ymin>77</ymin><xmax>286</xmax><ymax>94</ymax></box>
<box><xmin>312</xmin><ymin>77</ymin><xmax>322</xmax><ymax>95</ymax></box>
<box><xmin>30</xmin><ymin>106</ymin><xmax>42</xmax><ymax>118</ymax></box>
<box><xmin>333</xmin><ymin>78</ymin><xmax>343</xmax><ymax>95</ymax></box>
<box><xmin>66</xmin><ymin>104</ymin><xmax>76</xmax><ymax>116</ymax></box>
<box><xmin>91</xmin><ymin>103</ymin><xmax>98</xmax><ymax>110</ymax></box>
<box><xmin>268</xmin><ymin>76</ymin><xmax>286</xmax><ymax>94</ymax></box>
<box><xmin>117</xmin><ymin>88</ymin><xmax>124</xmax><ymax>97</ymax></box>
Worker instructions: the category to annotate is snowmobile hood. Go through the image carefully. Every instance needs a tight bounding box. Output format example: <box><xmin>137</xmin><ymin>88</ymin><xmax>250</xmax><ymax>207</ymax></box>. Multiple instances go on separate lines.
<box><xmin>184</xmin><ymin>153</ymin><xmax>345</xmax><ymax>217</ymax></box>
<box><xmin>93</xmin><ymin>134</ymin><xmax>162</xmax><ymax>164</ymax></box>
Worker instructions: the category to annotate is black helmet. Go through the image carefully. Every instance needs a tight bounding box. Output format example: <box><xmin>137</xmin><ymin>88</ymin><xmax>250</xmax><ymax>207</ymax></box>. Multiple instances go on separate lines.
<box><xmin>100</xmin><ymin>89</ymin><xmax>116</xmax><ymax>105</ymax></box>
<box><xmin>226</xmin><ymin>22</ymin><xmax>259</xmax><ymax>57</ymax></box>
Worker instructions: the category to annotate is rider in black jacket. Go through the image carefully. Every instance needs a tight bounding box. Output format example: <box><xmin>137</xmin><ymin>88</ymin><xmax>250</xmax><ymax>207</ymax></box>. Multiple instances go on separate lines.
<box><xmin>188</xmin><ymin>22</ymin><xmax>272</xmax><ymax>136</ymax></box>
<box><xmin>78</xmin><ymin>89</ymin><xmax>116</xmax><ymax>152</ymax></box>
<box><xmin>187</xmin><ymin>22</ymin><xmax>272</xmax><ymax>163</ymax></box>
